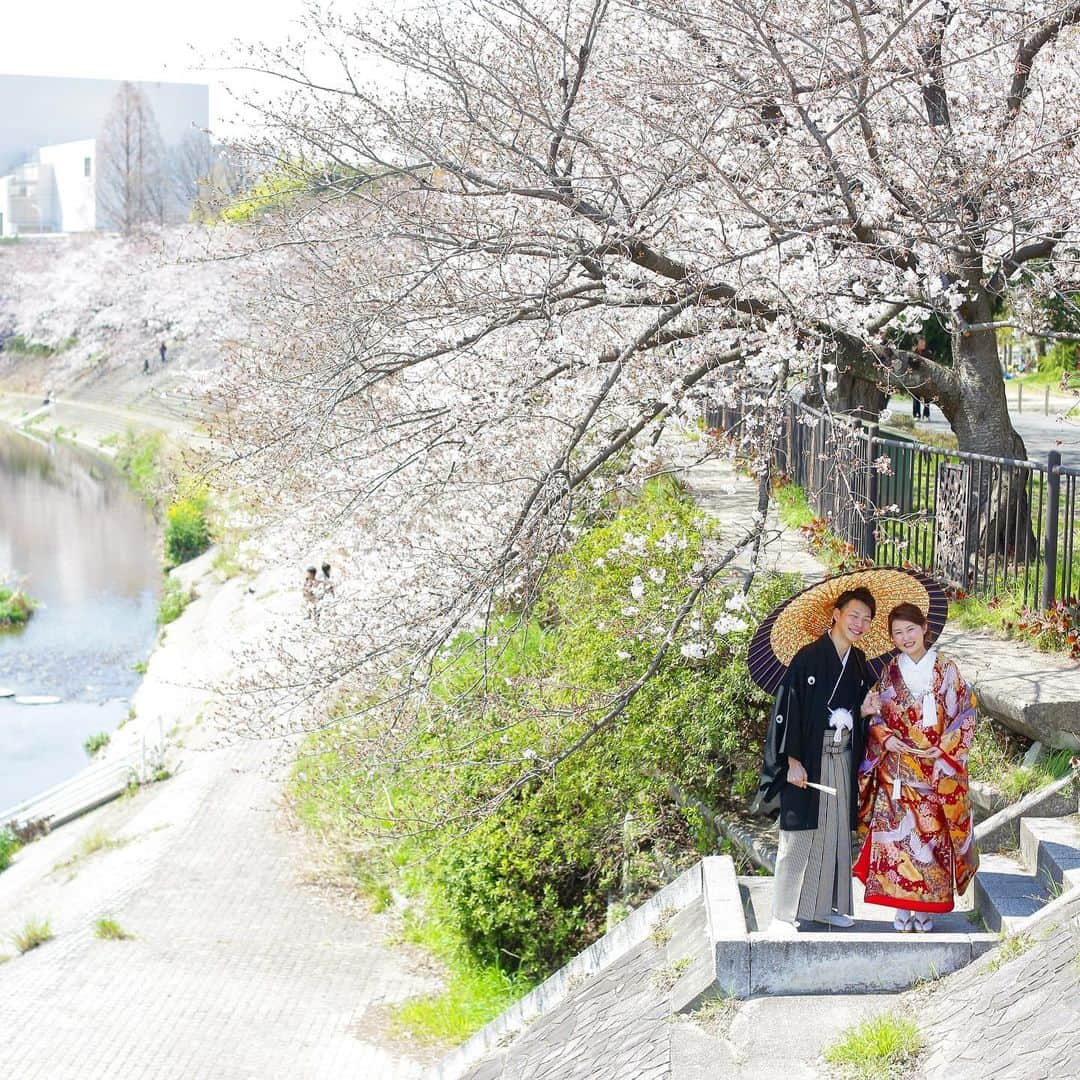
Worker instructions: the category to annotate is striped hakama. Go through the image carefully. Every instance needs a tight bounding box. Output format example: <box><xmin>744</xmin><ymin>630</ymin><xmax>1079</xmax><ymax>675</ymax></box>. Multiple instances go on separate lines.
<box><xmin>772</xmin><ymin>727</ymin><xmax>854</xmax><ymax>924</ymax></box>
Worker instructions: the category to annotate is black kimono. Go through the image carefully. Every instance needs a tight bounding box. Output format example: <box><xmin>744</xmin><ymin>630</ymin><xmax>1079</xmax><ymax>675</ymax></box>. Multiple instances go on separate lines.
<box><xmin>758</xmin><ymin>633</ymin><xmax>872</xmax><ymax>831</ymax></box>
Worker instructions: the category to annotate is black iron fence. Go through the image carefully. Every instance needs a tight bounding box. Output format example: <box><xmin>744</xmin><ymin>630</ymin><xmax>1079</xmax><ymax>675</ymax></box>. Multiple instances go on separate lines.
<box><xmin>709</xmin><ymin>399</ymin><xmax>1079</xmax><ymax>609</ymax></box>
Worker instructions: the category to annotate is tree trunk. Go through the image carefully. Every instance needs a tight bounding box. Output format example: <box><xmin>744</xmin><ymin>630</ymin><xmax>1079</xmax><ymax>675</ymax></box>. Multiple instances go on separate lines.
<box><xmin>941</xmin><ymin>317</ymin><xmax>1037</xmax><ymax>569</ymax></box>
<box><xmin>803</xmin><ymin>339</ymin><xmax>888</xmax><ymax>420</ymax></box>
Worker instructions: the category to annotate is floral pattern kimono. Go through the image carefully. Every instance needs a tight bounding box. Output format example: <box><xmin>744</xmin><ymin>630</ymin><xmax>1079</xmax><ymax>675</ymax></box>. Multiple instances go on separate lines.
<box><xmin>854</xmin><ymin>652</ymin><xmax>978</xmax><ymax>912</ymax></box>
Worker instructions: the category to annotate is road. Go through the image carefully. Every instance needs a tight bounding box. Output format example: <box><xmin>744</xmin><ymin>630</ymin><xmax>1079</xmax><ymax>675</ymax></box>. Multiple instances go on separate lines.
<box><xmin>888</xmin><ymin>388</ymin><xmax>1080</xmax><ymax>468</ymax></box>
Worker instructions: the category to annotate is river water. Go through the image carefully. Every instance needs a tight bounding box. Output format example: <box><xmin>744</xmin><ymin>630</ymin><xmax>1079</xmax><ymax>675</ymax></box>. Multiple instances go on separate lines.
<box><xmin>0</xmin><ymin>429</ymin><xmax>160</xmax><ymax>809</ymax></box>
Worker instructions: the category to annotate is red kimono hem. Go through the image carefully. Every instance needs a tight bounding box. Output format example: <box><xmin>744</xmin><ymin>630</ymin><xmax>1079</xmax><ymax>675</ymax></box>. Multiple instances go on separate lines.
<box><xmin>853</xmin><ymin>834</ymin><xmax>957</xmax><ymax>914</ymax></box>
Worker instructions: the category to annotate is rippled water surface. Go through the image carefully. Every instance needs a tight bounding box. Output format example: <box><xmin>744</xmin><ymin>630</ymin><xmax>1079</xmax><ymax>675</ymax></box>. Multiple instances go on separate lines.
<box><xmin>0</xmin><ymin>430</ymin><xmax>160</xmax><ymax>808</ymax></box>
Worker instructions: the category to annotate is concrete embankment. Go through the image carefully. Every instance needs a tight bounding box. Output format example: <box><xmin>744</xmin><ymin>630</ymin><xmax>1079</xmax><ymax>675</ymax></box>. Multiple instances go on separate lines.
<box><xmin>0</xmin><ymin>395</ymin><xmax>437</xmax><ymax>1078</ymax></box>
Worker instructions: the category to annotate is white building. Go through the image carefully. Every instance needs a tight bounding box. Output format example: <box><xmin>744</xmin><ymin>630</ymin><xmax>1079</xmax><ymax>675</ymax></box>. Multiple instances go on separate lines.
<box><xmin>0</xmin><ymin>73</ymin><xmax>209</xmax><ymax>236</ymax></box>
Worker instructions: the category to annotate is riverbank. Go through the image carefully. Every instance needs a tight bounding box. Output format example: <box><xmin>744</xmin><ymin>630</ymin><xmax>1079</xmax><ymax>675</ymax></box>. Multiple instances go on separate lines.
<box><xmin>0</xmin><ymin>386</ymin><xmax>439</xmax><ymax>1076</ymax></box>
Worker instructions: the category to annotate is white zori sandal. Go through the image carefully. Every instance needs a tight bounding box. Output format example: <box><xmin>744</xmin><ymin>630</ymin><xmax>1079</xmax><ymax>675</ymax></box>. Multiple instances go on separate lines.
<box><xmin>912</xmin><ymin>912</ymin><xmax>934</xmax><ymax>933</ymax></box>
<box><xmin>893</xmin><ymin>909</ymin><xmax>915</xmax><ymax>932</ymax></box>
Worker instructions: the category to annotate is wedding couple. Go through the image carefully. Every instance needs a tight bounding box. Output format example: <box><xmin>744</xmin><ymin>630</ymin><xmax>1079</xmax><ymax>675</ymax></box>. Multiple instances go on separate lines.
<box><xmin>754</xmin><ymin>571</ymin><xmax>978</xmax><ymax>936</ymax></box>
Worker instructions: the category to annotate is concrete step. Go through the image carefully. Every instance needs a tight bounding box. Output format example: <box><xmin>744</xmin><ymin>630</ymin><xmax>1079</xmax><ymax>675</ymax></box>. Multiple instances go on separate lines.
<box><xmin>973</xmin><ymin>852</ymin><xmax>1048</xmax><ymax>933</ymax></box>
<box><xmin>1020</xmin><ymin>815</ymin><xmax>1080</xmax><ymax>895</ymax></box>
<box><xmin>738</xmin><ymin>876</ymin><xmax>993</xmax><ymax>994</ymax></box>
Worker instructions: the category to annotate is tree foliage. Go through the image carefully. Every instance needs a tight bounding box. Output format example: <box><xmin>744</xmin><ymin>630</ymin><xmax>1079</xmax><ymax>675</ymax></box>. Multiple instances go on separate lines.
<box><xmin>211</xmin><ymin>0</ymin><xmax>1080</xmax><ymax>815</ymax></box>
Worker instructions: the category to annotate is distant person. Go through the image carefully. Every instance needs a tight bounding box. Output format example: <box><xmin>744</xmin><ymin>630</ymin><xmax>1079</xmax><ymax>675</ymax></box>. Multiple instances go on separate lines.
<box><xmin>143</xmin><ymin>353</ymin><xmax>150</xmax><ymax>375</ymax></box>
<box><xmin>320</xmin><ymin>562</ymin><xmax>335</xmax><ymax>598</ymax></box>
<box><xmin>302</xmin><ymin>566</ymin><xmax>320</xmax><ymax>620</ymax></box>
<box><xmin>911</xmin><ymin>337</ymin><xmax>932</xmax><ymax>419</ymax></box>
<box><xmin>159</xmin><ymin>341</ymin><xmax>168</xmax><ymax>366</ymax></box>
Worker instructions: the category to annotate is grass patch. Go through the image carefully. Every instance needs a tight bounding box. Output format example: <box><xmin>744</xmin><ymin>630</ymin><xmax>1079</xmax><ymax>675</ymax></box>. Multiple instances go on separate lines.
<box><xmin>823</xmin><ymin>1012</ymin><xmax>922</xmax><ymax>1079</ymax></box>
<box><xmin>132</xmin><ymin>659</ymin><xmax>148</xmax><ymax>674</ymax></box>
<box><xmin>11</xmin><ymin>917</ymin><xmax>53</xmax><ymax>954</ymax></box>
<box><xmin>391</xmin><ymin>962</ymin><xmax>532</xmax><ymax>1046</ymax></box>
<box><xmin>94</xmin><ymin>917</ymin><xmax>134</xmax><ymax>941</ymax></box>
<box><xmin>690</xmin><ymin>993</ymin><xmax>738</xmax><ymax>1031</ymax></box>
<box><xmin>882</xmin><ymin>412</ymin><xmax>958</xmax><ymax>451</ymax></box>
<box><xmin>968</xmin><ymin>720</ymin><xmax>1076</xmax><ymax>799</ymax></box>
<box><xmin>52</xmin><ymin>829</ymin><xmax>130</xmax><ymax>875</ymax></box>
<box><xmin>773</xmin><ymin>477</ymin><xmax>817</xmax><ymax>530</ymax></box>
<box><xmin>0</xmin><ymin>586</ymin><xmax>35</xmax><ymax>629</ymax></box>
<box><xmin>650</xmin><ymin>906</ymin><xmax>677</xmax><ymax>947</ymax></box>
<box><xmin>0</xmin><ymin>827</ymin><xmax>20</xmax><ymax>872</ymax></box>
<box><xmin>211</xmin><ymin>541</ymin><xmax>252</xmax><ymax>581</ymax></box>
<box><xmin>986</xmin><ymin>932</ymin><xmax>1034</xmax><ymax>973</ymax></box>
<box><xmin>157</xmin><ymin>576</ymin><xmax>193</xmax><ymax>626</ymax></box>
<box><xmin>652</xmin><ymin>956</ymin><xmax>691</xmax><ymax>992</ymax></box>
<box><xmin>388</xmin><ymin>898</ymin><xmax>534</xmax><ymax>1046</ymax></box>
<box><xmin>83</xmin><ymin>731</ymin><xmax>110</xmax><ymax>757</ymax></box>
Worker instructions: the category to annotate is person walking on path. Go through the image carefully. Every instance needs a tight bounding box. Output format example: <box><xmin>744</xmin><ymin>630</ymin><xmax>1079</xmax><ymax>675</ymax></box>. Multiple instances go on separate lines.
<box><xmin>320</xmin><ymin>562</ymin><xmax>335</xmax><ymax>598</ymax></box>
<box><xmin>143</xmin><ymin>353</ymin><xmax>150</xmax><ymax>375</ymax></box>
<box><xmin>855</xmin><ymin>603</ymin><xmax>978</xmax><ymax>933</ymax></box>
<box><xmin>760</xmin><ymin>587</ymin><xmax>879</xmax><ymax>934</ymax></box>
<box><xmin>302</xmin><ymin>565</ymin><xmax>320</xmax><ymax>621</ymax></box>
<box><xmin>159</xmin><ymin>340</ymin><xmax>168</xmax><ymax>366</ymax></box>
<box><xmin>910</xmin><ymin>337</ymin><xmax>933</xmax><ymax>419</ymax></box>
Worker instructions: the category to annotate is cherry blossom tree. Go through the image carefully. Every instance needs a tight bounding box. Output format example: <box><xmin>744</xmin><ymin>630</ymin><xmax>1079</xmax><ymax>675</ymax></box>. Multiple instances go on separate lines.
<box><xmin>209</xmin><ymin>0</ymin><xmax>1080</xmax><ymax>816</ymax></box>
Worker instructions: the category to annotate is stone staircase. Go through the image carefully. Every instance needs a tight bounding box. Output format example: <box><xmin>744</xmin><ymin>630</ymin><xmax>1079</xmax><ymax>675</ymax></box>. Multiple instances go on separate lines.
<box><xmin>976</xmin><ymin>815</ymin><xmax>1080</xmax><ymax>932</ymax></box>
<box><xmin>442</xmin><ymin>773</ymin><xmax>1080</xmax><ymax>1079</ymax></box>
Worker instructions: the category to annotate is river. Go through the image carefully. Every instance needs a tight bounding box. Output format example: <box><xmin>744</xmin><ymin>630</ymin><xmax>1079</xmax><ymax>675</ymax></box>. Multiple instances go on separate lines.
<box><xmin>0</xmin><ymin>429</ymin><xmax>160</xmax><ymax>809</ymax></box>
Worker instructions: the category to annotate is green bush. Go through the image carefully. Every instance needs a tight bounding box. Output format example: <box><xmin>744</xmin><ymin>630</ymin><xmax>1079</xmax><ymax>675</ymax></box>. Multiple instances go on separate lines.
<box><xmin>3</xmin><ymin>335</ymin><xmax>54</xmax><ymax>357</ymax></box>
<box><xmin>0</xmin><ymin>587</ymin><xmax>35</xmax><ymax>629</ymax></box>
<box><xmin>157</xmin><ymin>576</ymin><xmax>193</xmax><ymax>625</ymax></box>
<box><xmin>295</xmin><ymin>477</ymin><xmax>800</xmax><ymax>996</ymax></box>
<box><xmin>164</xmin><ymin>491</ymin><xmax>211</xmax><ymax>566</ymax></box>
<box><xmin>84</xmin><ymin>732</ymin><xmax>110</xmax><ymax>757</ymax></box>
<box><xmin>112</xmin><ymin>428</ymin><xmax>165</xmax><ymax>506</ymax></box>
<box><xmin>0</xmin><ymin>828</ymin><xmax>20</xmax><ymax>872</ymax></box>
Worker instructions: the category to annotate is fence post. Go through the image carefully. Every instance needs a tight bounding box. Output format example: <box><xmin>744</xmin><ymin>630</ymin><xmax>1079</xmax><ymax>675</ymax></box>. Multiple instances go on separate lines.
<box><xmin>1043</xmin><ymin>450</ymin><xmax>1062</xmax><ymax>610</ymax></box>
<box><xmin>862</xmin><ymin>424</ymin><xmax>879</xmax><ymax>561</ymax></box>
<box><xmin>1018</xmin><ymin>382</ymin><xmax>1023</xmax><ymax>414</ymax></box>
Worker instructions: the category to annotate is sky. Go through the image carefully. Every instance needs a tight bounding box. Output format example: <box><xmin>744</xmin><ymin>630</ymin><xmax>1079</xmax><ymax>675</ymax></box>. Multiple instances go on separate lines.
<box><xmin>3</xmin><ymin>0</ymin><xmax>338</xmax><ymax>134</ymax></box>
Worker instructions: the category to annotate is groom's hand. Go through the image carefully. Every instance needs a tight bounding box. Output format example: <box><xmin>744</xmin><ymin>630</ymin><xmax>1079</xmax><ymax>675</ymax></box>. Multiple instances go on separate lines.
<box><xmin>787</xmin><ymin>757</ymin><xmax>808</xmax><ymax>789</ymax></box>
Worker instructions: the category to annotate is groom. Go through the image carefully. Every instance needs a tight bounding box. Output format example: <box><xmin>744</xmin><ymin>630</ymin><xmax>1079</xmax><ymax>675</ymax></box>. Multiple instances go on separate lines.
<box><xmin>759</xmin><ymin>587</ymin><xmax>880</xmax><ymax>934</ymax></box>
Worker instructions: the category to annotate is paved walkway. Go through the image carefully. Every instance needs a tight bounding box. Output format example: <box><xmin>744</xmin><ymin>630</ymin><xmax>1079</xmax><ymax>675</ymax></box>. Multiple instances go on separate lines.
<box><xmin>0</xmin><ymin>554</ymin><xmax>437</xmax><ymax>1078</ymax></box>
<box><xmin>671</xmin><ymin>441</ymin><xmax>1080</xmax><ymax>748</ymax></box>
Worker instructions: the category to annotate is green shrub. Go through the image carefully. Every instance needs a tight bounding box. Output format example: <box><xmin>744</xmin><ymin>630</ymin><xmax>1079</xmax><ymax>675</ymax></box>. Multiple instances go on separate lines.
<box><xmin>113</xmin><ymin>428</ymin><xmax>165</xmax><ymax>506</ymax></box>
<box><xmin>0</xmin><ymin>828</ymin><xmax>20</xmax><ymax>872</ymax></box>
<box><xmin>157</xmin><ymin>577</ymin><xmax>193</xmax><ymax>625</ymax></box>
<box><xmin>4</xmin><ymin>335</ymin><xmax>55</xmax><ymax>357</ymax></box>
<box><xmin>164</xmin><ymin>490</ymin><xmax>211</xmax><ymax>566</ymax></box>
<box><xmin>84</xmin><ymin>732</ymin><xmax>110</xmax><ymax>757</ymax></box>
<box><xmin>0</xmin><ymin>587</ymin><xmax>35</xmax><ymax>629</ymax></box>
<box><xmin>294</xmin><ymin>477</ymin><xmax>800</xmax><ymax>1003</ymax></box>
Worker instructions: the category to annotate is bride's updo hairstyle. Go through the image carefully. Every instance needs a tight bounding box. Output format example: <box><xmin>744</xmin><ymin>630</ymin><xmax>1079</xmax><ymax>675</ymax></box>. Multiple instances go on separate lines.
<box><xmin>888</xmin><ymin>602</ymin><xmax>936</xmax><ymax>646</ymax></box>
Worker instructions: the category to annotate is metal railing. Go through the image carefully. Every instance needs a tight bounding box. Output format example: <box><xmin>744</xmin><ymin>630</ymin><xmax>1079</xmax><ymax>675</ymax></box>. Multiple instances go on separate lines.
<box><xmin>709</xmin><ymin>399</ymin><xmax>1079</xmax><ymax>609</ymax></box>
